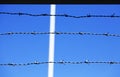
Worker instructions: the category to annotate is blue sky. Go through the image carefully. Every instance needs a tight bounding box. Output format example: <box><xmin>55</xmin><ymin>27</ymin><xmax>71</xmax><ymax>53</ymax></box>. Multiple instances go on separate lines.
<box><xmin>0</xmin><ymin>4</ymin><xmax>120</xmax><ymax>77</ymax></box>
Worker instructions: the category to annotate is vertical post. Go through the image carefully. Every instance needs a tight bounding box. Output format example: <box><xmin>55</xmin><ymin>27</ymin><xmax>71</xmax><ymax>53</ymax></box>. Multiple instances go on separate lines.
<box><xmin>48</xmin><ymin>4</ymin><xmax>56</xmax><ymax>77</ymax></box>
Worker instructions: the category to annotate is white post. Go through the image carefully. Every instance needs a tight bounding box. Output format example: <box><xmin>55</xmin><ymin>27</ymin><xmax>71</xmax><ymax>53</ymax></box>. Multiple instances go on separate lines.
<box><xmin>48</xmin><ymin>4</ymin><xmax>56</xmax><ymax>77</ymax></box>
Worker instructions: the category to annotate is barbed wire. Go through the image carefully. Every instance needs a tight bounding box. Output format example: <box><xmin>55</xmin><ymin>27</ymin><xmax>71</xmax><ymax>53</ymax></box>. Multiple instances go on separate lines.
<box><xmin>0</xmin><ymin>12</ymin><xmax>120</xmax><ymax>18</ymax></box>
<box><xmin>0</xmin><ymin>32</ymin><xmax>120</xmax><ymax>37</ymax></box>
<box><xmin>0</xmin><ymin>60</ymin><xmax>120</xmax><ymax>66</ymax></box>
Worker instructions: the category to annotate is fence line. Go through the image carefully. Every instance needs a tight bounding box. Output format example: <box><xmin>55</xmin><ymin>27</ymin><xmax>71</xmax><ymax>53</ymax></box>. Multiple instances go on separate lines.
<box><xmin>0</xmin><ymin>12</ymin><xmax>120</xmax><ymax>68</ymax></box>
<box><xmin>0</xmin><ymin>12</ymin><xmax>120</xmax><ymax>18</ymax></box>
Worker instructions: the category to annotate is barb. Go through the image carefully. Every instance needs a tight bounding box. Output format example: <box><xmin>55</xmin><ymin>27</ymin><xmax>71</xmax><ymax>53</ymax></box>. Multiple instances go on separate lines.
<box><xmin>0</xmin><ymin>12</ymin><xmax>120</xmax><ymax>18</ymax></box>
<box><xmin>0</xmin><ymin>32</ymin><xmax>120</xmax><ymax>37</ymax></box>
<box><xmin>0</xmin><ymin>60</ymin><xmax>120</xmax><ymax>66</ymax></box>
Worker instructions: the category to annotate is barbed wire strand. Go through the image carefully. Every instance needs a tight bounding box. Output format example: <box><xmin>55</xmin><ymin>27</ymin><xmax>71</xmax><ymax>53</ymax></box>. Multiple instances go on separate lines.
<box><xmin>0</xmin><ymin>12</ymin><xmax>120</xmax><ymax>18</ymax></box>
<box><xmin>0</xmin><ymin>32</ymin><xmax>120</xmax><ymax>37</ymax></box>
<box><xmin>0</xmin><ymin>61</ymin><xmax>120</xmax><ymax>66</ymax></box>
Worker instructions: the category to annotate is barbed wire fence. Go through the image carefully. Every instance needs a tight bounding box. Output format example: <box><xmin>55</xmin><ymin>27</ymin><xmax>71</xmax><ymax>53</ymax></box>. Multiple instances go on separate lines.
<box><xmin>0</xmin><ymin>11</ymin><xmax>120</xmax><ymax>66</ymax></box>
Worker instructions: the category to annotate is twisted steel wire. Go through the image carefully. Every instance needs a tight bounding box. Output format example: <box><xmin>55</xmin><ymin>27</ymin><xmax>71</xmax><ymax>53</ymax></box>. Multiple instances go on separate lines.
<box><xmin>0</xmin><ymin>32</ymin><xmax>120</xmax><ymax>37</ymax></box>
<box><xmin>0</xmin><ymin>12</ymin><xmax>120</xmax><ymax>18</ymax></box>
<box><xmin>0</xmin><ymin>61</ymin><xmax>120</xmax><ymax>66</ymax></box>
